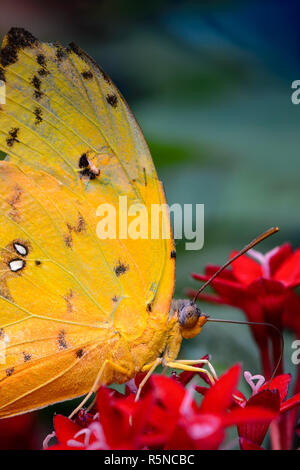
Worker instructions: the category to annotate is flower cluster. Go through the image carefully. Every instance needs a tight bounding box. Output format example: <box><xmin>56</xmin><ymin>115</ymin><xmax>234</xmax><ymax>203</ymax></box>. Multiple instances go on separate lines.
<box><xmin>188</xmin><ymin>243</ymin><xmax>300</xmax><ymax>449</ymax></box>
<box><xmin>2</xmin><ymin>240</ymin><xmax>290</xmax><ymax>450</ymax></box>
<box><xmin>45</xmin><ymin>363</ymin><xmax>300</xmax><ymax>450</ymax></box>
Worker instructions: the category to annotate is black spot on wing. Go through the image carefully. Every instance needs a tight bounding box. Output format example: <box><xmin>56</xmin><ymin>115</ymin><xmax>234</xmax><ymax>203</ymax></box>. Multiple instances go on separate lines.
<box><xmin>31</xmin><ymin>75</ymin><xmax>43</xmax><ymax>100</ymax></box>
<box><xmin>31</xmin><ymin>75</ymin><xmax>41</xmax><ymax>89</ymax></box>
<box><xmin>78</xmin><ymin>153</ymin><xmax>99</xmax><ymax>180</ymax></box>
<box><xmin>68</xmin><ymin>214</ymin><xmax>86</xmax><ymax>234</ymax></box>
<box><xmin>100</xmin><ymin>68</ymin><xmax>111</xmax><ymax>84</ymax></box>
<box><xmin>143</xmin><ymin>168</ymin><xmax>147</xmax><ymax>186</ymax></box>
<box><xmin>64</xmin><ymin>289</ymin><xmax>74</xmax><ymax>313</ymax></box>
<box><xmin>81</xmin><ymin>70</ymin><xmax>93</xmax><ymax>80</ymax></box>
<box><xmin>6</xmin><ymin>127</ymin><xmax>20</xmax><ymax>147</ymax></box>
<box><xmin>0</xmin><ymin>328</ymin><xmax>4</xmax><ymax>339</ymax></box>
<box><xmin>1</xmin><ymin>47</ymin><xmax>18</xmax><ymax>68</ymax></box>
<box><xmin>36</xmin><ymin>53</ymin><xmax>49</xmax><ymax>76</ymax></box>
<box><xmin>7</xmin><ymin>185</ymin><xmax>22</xmax><ymax>222</ymax></box>
<box><xmin>57</xmin><ymin>330</ymin><xmax>68</xmax><ymax>350</ymax></box>
<box><xmin>23</xmin><ymin>351</ymin><xmax>31</xmax><ymax>362</ymax></box>
<box><xmin>171</xmin><ymin>250</ymin><xmax>176</xmax><ymax>259</ymax></box>
<box><xmin>106</xmin><ymin>93</ymin><xmax>118</xmax><ymax>108</ymax></box>
<box><xmin>67</xmin><ymin>42</ymin><xmax>83</xmax><ymax>58</ymax></box>
<box><xmin>64</xmin><ymin>233</ymin><xmax>73</xmax><ymax>248</ymax></box>
<box><xmin>0</xmin><ymin>68</ymin><xmax>5</xmax><ymax>82</ymax></box>
<box><xmin>79</xmin><ymin>153</ymin><xmax>89</xmax><ymax>169</ymax></box>
<box><xmin>5</xmin><ymin>367</ymin><xmax>14</xmax><ymax>376</ymax></box>
<box><xmin>38</xmin><ymin>68</ymin><xmax>49</xmax><ymax>77</ymax></box>
<box><xmin>55</xmin><ymin>45</ymin><xmax>66</xmax><ymax>61</ymax></box>
<box><xmin>33</xmin><ymin>107</ymin><xmax>43</xmax><ymax>125</ymax></box>
<box><xmin>114</xmin><ymin>262</ymin><xmax>129</xmax><ymax>277</ymax></box>
<box><xmin>6</xmin><ymin>28</ymin><xmax>37</xmax><ymax>49</ymax></box>
<box><xmin>71</xmin><ymin>45</ymin><xmax>112</xmax><ymax>85</ymax></box>
<box><xmin>76</xmin><ymin>349</ymin><xmax>85</xmax><ymax>358</ymax></box>
<box><xmin>35</xmin><ymin>260</ymin><xmax>41</xmax><ymax>266</ymax></box>
<box><xmin>76</xmin><ymin>214</ymin><xmax>86</xmax><ymax>233</ymax></box>
<box><xmin>0</xmin><ymin>28</ymin><xmax>38</xmax><ymax>67</ymax></box>
<box><xmin>147</xmin><ymin>303</ymin><xmax>152</xmax><ymax>312</ymax></box>
<box><xmin>36</xmin><ymin>54</ymin><xmax>46</xmax><ymax>66</ymax></box>
<box><xmin>112</xmin><ymin>296</ymin><xmax>118</xmax><ymax>303</ymax></box>
<box><xmin>64</xmin><ymin>213</ymin><xmax>86</xmax><ymax>248</ymax></box>
<box><xmin>76</xmin><ymin>46</ymin><xmax>110</xmax><ymax>82</ymax></box>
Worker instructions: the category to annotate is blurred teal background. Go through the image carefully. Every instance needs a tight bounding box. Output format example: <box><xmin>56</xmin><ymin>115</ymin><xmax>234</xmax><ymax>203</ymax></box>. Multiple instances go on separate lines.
<box><xmin>0</xmin><ymin>0</ymin><xmax>299</xmax><ymax>445</ymax></box>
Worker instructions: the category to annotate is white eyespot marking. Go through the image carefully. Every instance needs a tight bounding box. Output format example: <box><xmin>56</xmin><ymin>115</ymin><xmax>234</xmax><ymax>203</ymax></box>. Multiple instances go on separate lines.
<box><xmin>13</xmin><ymin>242</ymin><xmax>28</xmax><ymax>256</ymax></box>
<box><xmin>9</xmin><ymin>259</ymin><xmax>25</xmax><ymax>272</ymax></box>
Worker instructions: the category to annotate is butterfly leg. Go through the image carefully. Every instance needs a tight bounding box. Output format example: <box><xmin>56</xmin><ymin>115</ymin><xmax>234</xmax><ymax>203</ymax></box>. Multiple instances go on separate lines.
<box><xmin>163</xmin><ymin>359</ymin><xmax>216</xmax><ymax>385</ymax></box>
<box><xmin>68</xmin><ymin>359</ymin><xmax>128</xmax><ymax>419</ymax></box>
<box><xmin>171</xmin><ymin>358</ymin><xmax>218</xmax><ymax>381</ymax></box>
<box><xmin>134</xmin><ymin>357</ymin><xmax>216</xmax><ymax>402</ymax></box>
<box><xmin>135</xmin><ymin>357</ymin><xmax>163</xmax><ymax>402</ymax></box>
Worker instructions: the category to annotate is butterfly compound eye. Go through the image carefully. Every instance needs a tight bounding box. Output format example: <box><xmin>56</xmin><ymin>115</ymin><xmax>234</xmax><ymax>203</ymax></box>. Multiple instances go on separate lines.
<box><xmin>178</xmin><ymin>300</ymin><xmax>209</xmax><ymax>339</ymax></box>
<box><xmin>178</xmin><ymin>301</ymin><xmax>200</xmax><ymax>328</ymax></box>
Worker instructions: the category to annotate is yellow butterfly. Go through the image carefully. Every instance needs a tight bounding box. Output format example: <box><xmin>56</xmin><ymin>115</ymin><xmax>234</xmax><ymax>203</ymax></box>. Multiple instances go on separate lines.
<box><xmin>0</xmin><ymin>28</ymin><xmax>212</xmax><ymax>418</ymax></box>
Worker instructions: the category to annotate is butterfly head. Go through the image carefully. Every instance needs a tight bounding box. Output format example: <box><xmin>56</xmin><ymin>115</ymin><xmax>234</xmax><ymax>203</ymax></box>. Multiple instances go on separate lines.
<box><xmin>174</xmin><ymin>299</ymin><xmax>209</xmax><ymax>339</ymax></box>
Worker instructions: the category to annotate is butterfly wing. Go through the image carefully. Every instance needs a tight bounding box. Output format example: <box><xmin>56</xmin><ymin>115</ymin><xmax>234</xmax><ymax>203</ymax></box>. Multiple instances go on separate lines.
<box><xmin>0</xmin><ymin>28</ymin><xmax>175</xmax><ymax>327</ymax></box>
<box><xmin>0</xmin><ymin>28</ymin><xmax>175</xmax><ymax>415</ymax></box>
<box><xmin>0</xmin><ymin>163</ymin><xmax>133</xmax><ymax>417</ymax></box>
<box><xmin>0</xmin><ymin>28</ymin><xmax>156</xmax><ymax>191</ymax></box>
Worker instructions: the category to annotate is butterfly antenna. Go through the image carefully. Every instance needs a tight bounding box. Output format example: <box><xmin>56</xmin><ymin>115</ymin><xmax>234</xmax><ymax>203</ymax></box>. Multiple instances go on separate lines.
<box><xmin>193</xmin><ymin>226</ymin><xmax>279</xmax><ymax>303</ymax></box>
<box><xmin>205</xmin><ymin>318</ymin><xmax>284</xmax><ymax>386</ymax></box>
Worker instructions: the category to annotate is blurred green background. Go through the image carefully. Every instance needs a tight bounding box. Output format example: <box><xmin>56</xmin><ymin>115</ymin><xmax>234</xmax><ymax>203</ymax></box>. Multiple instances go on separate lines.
<box><xmin>0</xmin><ymin>0</ymin><xmax>299</xmax><ymax>445</ymax></box>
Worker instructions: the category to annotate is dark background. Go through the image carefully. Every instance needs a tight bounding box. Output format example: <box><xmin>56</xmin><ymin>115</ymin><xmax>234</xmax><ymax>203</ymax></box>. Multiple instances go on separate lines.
<box><xmin>0</xmin><ymin>0</ymin><xmax>299</xmax><ymax>447</ymax></box>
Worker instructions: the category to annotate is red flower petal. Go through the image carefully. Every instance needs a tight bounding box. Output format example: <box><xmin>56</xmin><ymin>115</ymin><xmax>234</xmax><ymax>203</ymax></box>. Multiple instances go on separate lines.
<box><xmin>186</xmin><ymin>290</ymin><xmax>229</xmax><ymax>305</ymax></box>
<box><xmin>260</xmin><ymin>374</ymin><xmax>291</xmax><ymax>402</ymax></box>
<box><xmin>140</xmin><ymin>405</ymin><xmax>178</xmax><ymax>448</ymax></box>
<box><xmin>205</xmin><ymin>265</ymin><xmax>235</xmax><ymax>281</ymax></box>
<box><xmin>230</xmin><ymin>251</ymin><xmax>262</xmax><ymax>285</ymax></box>
<box><xmin>280</xmin><ymin>392</ymin><xmax>300</xmax><ymax>413</ymax></box>
<box><xmin>224</xmin><ymin>406</ymin><xmax>276</xmax><ymax>427</ymax></box>
<box><xmin>195</xmin><ymin>386</ymin><xmax>209</xmax><ymax>396</ymax></box>
<box><xmin>269</xmin><ymin>243</ymin><xmax>292</xmax><ymax>276</ymax></box>
<box><xmin>200</xmin><ymin>364</ymin><xmax>241</xmax><ymax>414</ymax></box>
<box><xmin>274</xmin><ymin>248</ymin><xmax>300</xmax><ymax>287</ymax></box>
<box><xmin>232</xmin><ymin>389</ymin><xmax>247</xmax><ymax>407</ymax></box>
<box><xmin>246</xmin><ymin>278</ymin><xmax>288</xmax><ymax>327</ymax></box>
<box><xmin>53</xmin><ymin>415</ymin><xmax>82</xmax><ymax>445</ymax></box>
<box><xmin>148</xmin><ymin>375</ymin><xmax>187</xmax><ymax>413</ymax></box>
<box><xmin>237</xmin><ymin>390</ymin><xmax>280</xmax><ymax>445</ymax></box>
<box><xmin>239</xmin><ymin>437</ymin><xmax>265</xmax><ymax>450</ymax></box>
<box><xmin>283</xmin><ymin>291</ymin><xmax>300</xmax><ymax>334</ymax></box>
<box><xmin>192</xmin><ymin>272</ymin><xmax>244</xmax><ymax>297</ymax></box>
<box><xmin>96</xmin><ymin>387</ymin><xmax>133</xmax><ymax>449</ymax></box>
<box><xmin>165</xmin><ymin>414</ymin><xmax>224</xmax><ymax>450</ymax></box>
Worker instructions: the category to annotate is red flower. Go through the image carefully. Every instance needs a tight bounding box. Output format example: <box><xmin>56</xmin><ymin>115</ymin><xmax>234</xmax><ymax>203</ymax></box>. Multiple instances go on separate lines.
<box><xmin>232</xmin><ymin>372</ymin><xmax>300</xmax><ymax>449</ymax></box>
<box><xmin>167</xmin><ymin>364</ymin><xmax>275</xmax><ymax>450</ymax></box>
<box><xmin>188</xmin><ymin>242</ymin><xmax>300</xmax><ymax>449</ymax></box>
<box><xmin>46</xmin><ymin>366</ymin><xmax>276</xmax><ymax>451</ymax></box>
<box><xmin>189</xmin><ymin>244</ymin><xmax>300</xmax><ymax>378</ymax></box>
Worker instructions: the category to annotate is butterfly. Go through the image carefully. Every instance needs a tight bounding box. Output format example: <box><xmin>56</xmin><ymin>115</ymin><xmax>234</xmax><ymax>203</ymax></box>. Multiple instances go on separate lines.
<box><xmin>0</xmin><ymin>28</ymin><xmax>215</xmax><ymax>418</ymax></box>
